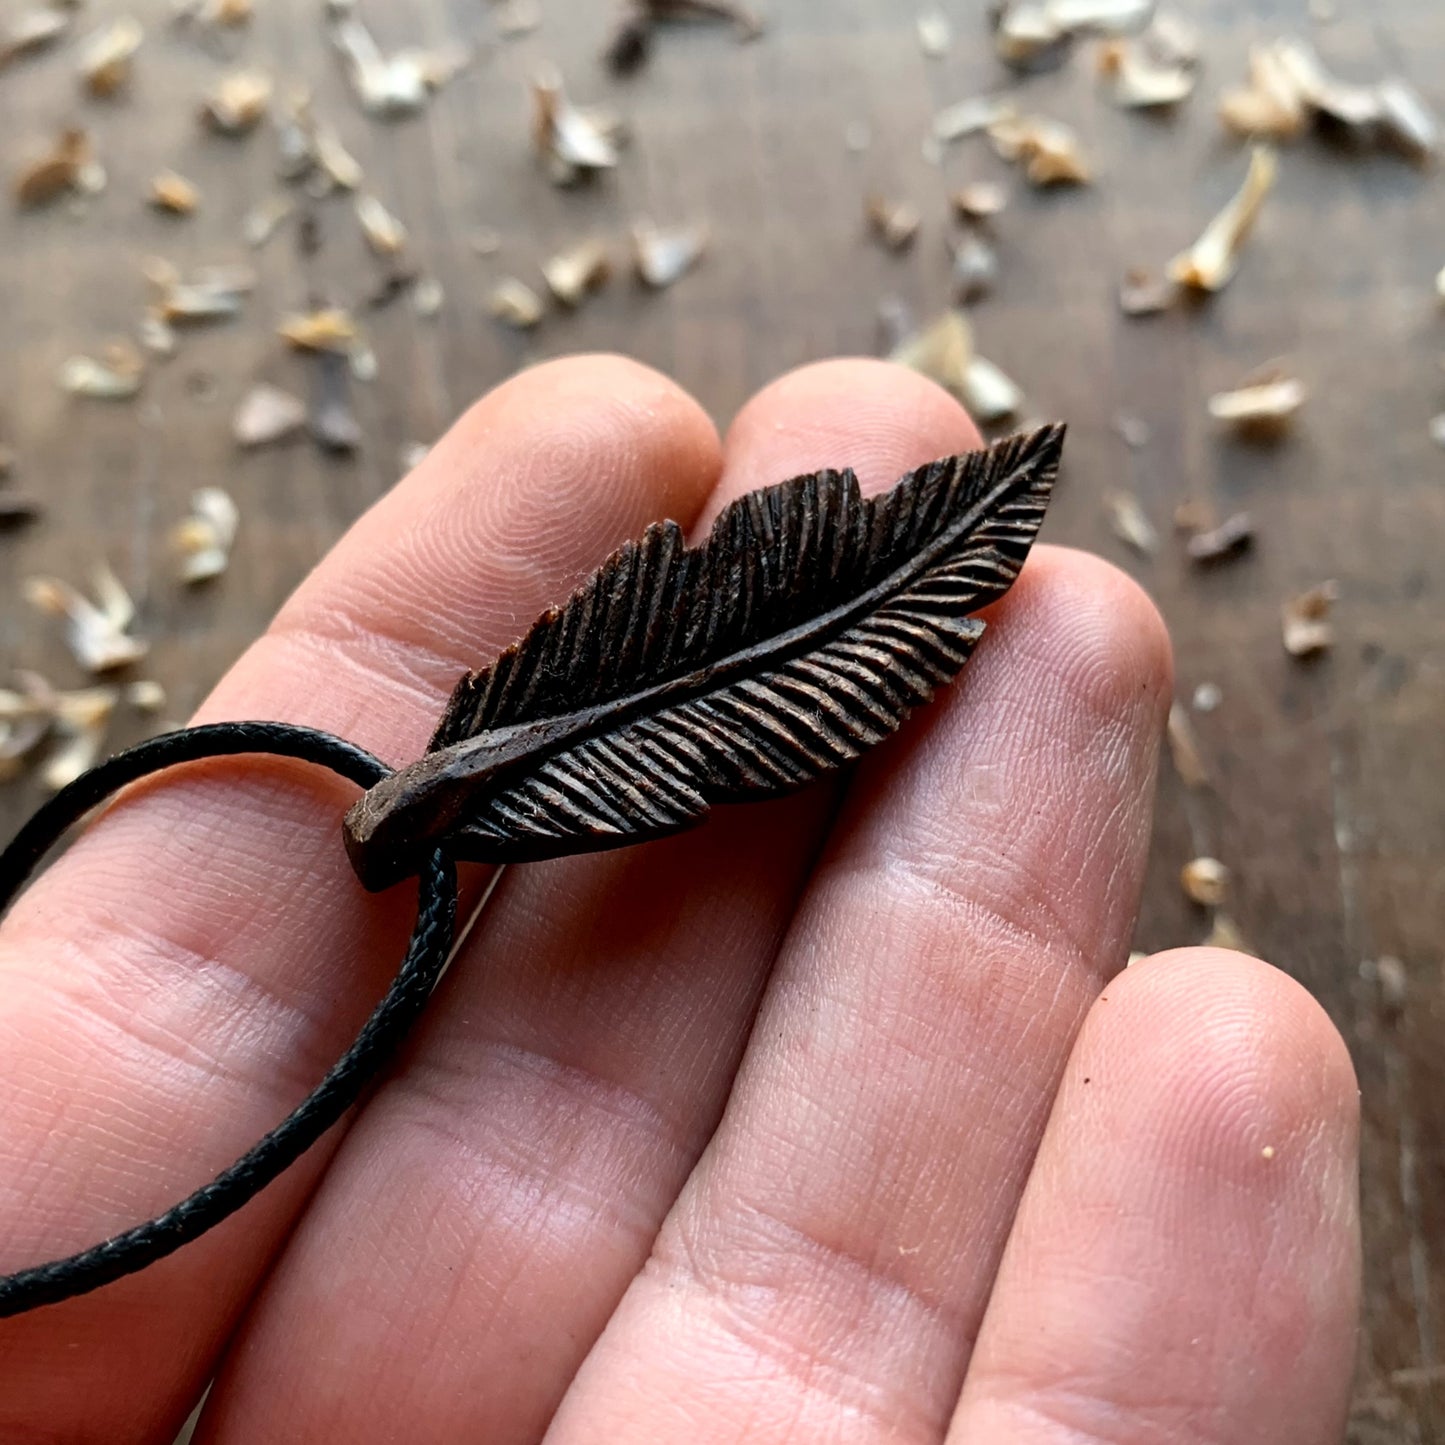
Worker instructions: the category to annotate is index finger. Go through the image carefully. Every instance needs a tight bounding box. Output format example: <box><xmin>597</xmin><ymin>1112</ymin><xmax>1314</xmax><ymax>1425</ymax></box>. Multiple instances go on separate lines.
<box><xmin>0</xmin><ymin>356</ymin><xmax>722</xmax><ymax>1440</ymax></box>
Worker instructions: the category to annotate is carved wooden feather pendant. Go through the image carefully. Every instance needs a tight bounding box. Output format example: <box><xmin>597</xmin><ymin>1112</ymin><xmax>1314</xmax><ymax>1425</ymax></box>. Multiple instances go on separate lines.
<box><xmin>344</xmin><ymin>423</ymin><xmax>1064</xmax><ymax>890</ymax></box>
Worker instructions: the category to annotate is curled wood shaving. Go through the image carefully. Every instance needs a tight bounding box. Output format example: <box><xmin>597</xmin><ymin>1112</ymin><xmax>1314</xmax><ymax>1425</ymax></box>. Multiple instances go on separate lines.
<box><xmin>79</xmin><ymin>16</ymin><xmax>143</xmax><ymax>97</ymax></box>
<box><xmin>951</xmin><ymin>181</ymin><xmax>1008</xmax><ymax>221</ymax></box>
<box><xmin>171</xmin><ymin>487</ymin><xmax>239</xmax><ymax>584</ymax></box>
<box><xmin>399</xmin><ymin>440</ymin><xmax>431</xmax><ymax>473</ymax></box>
<box><xmin>243</xmin><ymin>194</ymin><xmax>294</xmax><ymax>248</ymax></box>
<box><xmin>0</xmin><ymin>674</ymin><xmax>52</xmax><ymax>779</ymax></box>
<box><xmin>542</xmin><ymin>240</ymin><xmax>611</xmax><ymax>306</ymax></box>
<box><xmin>148</xmin><ymin>170</ymin><xmax>200</xmax><ymax>215</ymax></box>
<box><xmin>1219</xmin><ymin>44</ymin><xmax>1311</xmax><ymax>140</ymax></box>
<box><xmin>1167</xmin><ymin>144</ymin><xmax>1276</xmax><ymax>293</ymax></box>
<box><xmin>60</xmin><ymin>341</ymin><xmax>145</xmax><ymax>399</ymax></box>
<box><xmin>605</xmin><ymin>0</ymin><xmax>763</xmax><ymax>72</ymax></box>
<box><xmin>24</xmin><ymin>564</ymin><xmax>148</xmax><ymax>673</ymax></box>
<box><xmin>933</xmin><ymin>95</ymin><xmax>1014</xmax><ymax>143</ymax></box>
<box><xmin>202</xmin><ymin>71</ymin><xmax>272</xmax><ymax>133</ymax></box>
<box><xmin>0</xmin><ymin>10</ymin><xmax>70</xmax><ymax>67</ymax></box>
<box><xmin>865</xmin><ymin>195</ymin><xmax>921</xmax><ymax>252</ymax></box>
<box><xmin>532</xmin><ymin>68</ymin><xmax>623</xmax><ymax>185</ymax></box>
<box><xmin>1105</xmin><ymin>491</ymin><xmax>1159</xmax><ymax>555</ymax></box>
<box><xmin>489</xmin><ymin>277</ymin><xmax>546</xmax><ymax>328</ymax></box>
<box><xmin>348</xmin><ymin>340</ymin><xmax>378</xmax><ymax>382</ymax></box>
<box><xmin>1167</xmin><ymin>701</ymin><xmax>1208</xmax><ymax>788</ymax></box>
<box><xmin>332</xmin><ymin>13</ymin><xmax>466</xmax><ymax>118</ymax></box>
<box><xmin>1208</xmin><ymin>367</ymin><xmax>1306</xmax><ymax>437</ymax></box>
<box><xmin>314</xmin><ymin>124</ymin><xmax>363</xmax><ymax>191</ymax></box>
<box><xmin>279</xmin><ymin>307</ymin><xmax>359</xmax><ymax>352</ymax></box>
<box><xmin>988</xmin><ymin>112</ymin><xmax>1092</xmax><ymax>185</ymax></box>
<box><xmin>1186</xmin><ymin>510</ymin><xmax>1255</xmax><ymax>564</ymax></box>
<box><xmin>1180</xmin><ymin>856</ymin><xmax>1230</xmax><ymax>907</ymax></box>
<box><xmin>41</xmin><ymin>683</ymin><xmax>121</xmax><ymax>791</ymax></box>
<box><xmin>1282</xmin><ymin>581</ymin><xmax>1338</xmax><ymax>658</ymax></box>
<box><xmin>917</xmin><ymin>9</ymin><xmax>951</xmax><ymax>58</ymax></box>
<box><xmin>14</xmin><ymin>128</ymin><xmax>96</xmax><ymax>208</ymax></box>
<box><xmin>355</xmin><ymin>193</ymin><xmax>408</xmax><ymax>255</ymax></box>
<box><xmin>962</xmin><ymin>357</ymin><xmax>1025</xmax><ymax>421</ymax></box>
<box><xmin>1377</xmin><ymin>79</ymin><xmax>1439</xmax><ymax>162</ymax></box>
<box><xmin>155</xmin><ymin>267</ymin><xmax>255</xmax><ymax>324</ymax></box>
<box><xmin>633</xmin><ymin>220</ymin><xmax>707</xmax><ymax>287</ymax></box>
<box><xmin>139</xmin><ymin>313</ymin><xmax>178</xmax><ymax>357</ymax></box>
<box><xmin>1119</xmin><ymin>265</ymin><xmax>1176</xmax><ymax>316</ymax></box>
<box><xmin>233</xmin><ymin>384</ymin><xmax>307</xmax><ymax>448</ymax></box>
<box><xmin>951</xmin><ymin>231</ymin><xmax>999</xmax><ymax>303</ymax></box>
<box><xmin>1097</xmin><ymin>36</ymin><xmax>1195</xmax><ymax>108</ymax></box>
<box><xmin>891</xmin><ymin>310</ymin><xmax>973</xmax><ymax>398</ymax></box>
<box><xmin>992</xmin><ymin>3</ymin><xmax>1069</xmax><ymax>71</ymax></box>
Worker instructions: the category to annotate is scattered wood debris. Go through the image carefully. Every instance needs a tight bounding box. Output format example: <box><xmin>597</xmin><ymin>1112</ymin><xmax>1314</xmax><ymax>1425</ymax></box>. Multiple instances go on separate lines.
<box><xmin>1118</xmin><ymin>265</ymin><xmax>1176</xmax><ymax>317</ymax></box>
<box><xmin>933</xmin><ymin>95</ymin><xmax>1014</xmax><ymax>144</ymax></box>
<box><xmin>233</xmin><ymin>384</ymin><xmax>307</xmax><ymax>448</ymax></box>
<box><xmin>1167</xmin><ymin>144</ymin><xmax>1277</xmax><ymax>293</ymax></box>
<box><xmin>279</xmin><ymin>307</ymin><xmax>359</xmax><ymax>352</ymax></box>
<box><xmin>1208</xmin><ymin>365</ymin><xmax>1306</xmax><ymax>438</ymax></box>
<box><xmin>1186</xmin><ymin>510</ymin><xmax>1255</xmax><ymax>564</ymax></box>
<box><xmin>171</xmin><ymin>488</ymin><xmax>239</xmax><ymax>583</ymax></box>
<box><xmin>79</xmin><ymin>17</ymin><xmax>143</xmax><ymax>97</ymax></box>
<box><xmin>0</xmin><ymin>10</ymin><xmax>70</xmax><ymax>68</ymax></box>
<box><xmin>1181</xmin><ymin>856</ymin><xmax>1230</xmax><ymax>907</ymax></box>
<box><xmin>865</xmin><ymin>195</ymin><xmax>921</xmax><ymax>252</ymax></box>
<box><xmin>310</xmin><ymin>351</ymin><xmax>362</xmax><ymax>452</ymax></box>
<box><xmin>950</xmin><ymin>231</ymin><xmax>999</xmax><ymax>303</ymax></box>
<box><xmin>489</xmin><ymin>277</ymin><xmax>546</xmax><ymax>328</ymax></box>
<box><xmin>542</xmin><ymin>239</ymin><xmax>611</xmax><ymax>306</ymax></box>
<box><xmin>149</xmin><ymin>262</ymin><xmax>256</xmax><ymax>325</ymax></box>
<box><xmin>1105</xmin><ymin>491</ymin><xmax>1159</xmax><ymax>555</ymax></box>
<box><xmin>60</xmin><ymin>341</ymin><xmax>145</xmax><ymax>400</ymax></box>
<box><xmin>532</xmin><ymin>68</ymin><xmax>624</xmax><ymax>184</ymax></box>
<box><xmin>331</xmin><ymin>12</ymin><xmax>467</xmax><ymax>118</ymax></box>
<box><xmin>890</xmin><ymin>310</ymin><xmax>1025</xmax><ymax>421</ymax></box>
<box><xmin>1097</xmin><ymin>30</ymin><xmax>1197</xmax><ymax>109</ymax></box>
<box><xmin>988</xmin><ymin>112</ymin><xmax>1092</xmax><ymax>185</ymax></box>
<box><xmin>355</xmin><ymin>193</ymin><xmax>408</xmax><ymax>255</ymax></box>
<box><xmin>202</xmin><ymin>71</ymin><xmax>273</xmax><ymax>133</ymax></box>
<box><xmin>951</xmin><ymin>181</ymin><xmax>1007</xmax><ymax>222</ymax></box>
<box><xmin>14</xmin><ymin>128</ymin><xmax>101</xmax><ymax>209</ymax></box>
<box><xmin>1282</xmin><ymin>581</ymin><xmax>1338</xmax><ymax>657</ymax></box>
<box><xmin>24</xmin><ymin>564</ymin><xmax>148</xmax><ymax>673</ymax></box>
<box><xmin>1167</xmin><ymin>701</ymin><xmax>1209</xmax><ymax>788</ymax></box>
<box><xmin>148</xmin><ymin>171</ymin><xmax>201</xmax><ymax>215</ymax></box>
<box><xmin>917</xmin><ymin>9</ymin><xmax>951</xmax><ymax>58</ymax></box>
<box><xmin>633</xmin><ymin>220</ymin><xmax>707</xmax><ymax>287</ymax></box>
<box><xmin>990</xmin><ymin>2</ymin><xmax>1070</xmax><ymax>72</ymax></box>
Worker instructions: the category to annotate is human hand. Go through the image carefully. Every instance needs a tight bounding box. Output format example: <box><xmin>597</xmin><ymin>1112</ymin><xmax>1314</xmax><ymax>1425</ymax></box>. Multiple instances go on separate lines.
<box><xmin>0</xmin><ymin>358</ymin><xmax>1360</xmax><ymax>1444</ymax></box>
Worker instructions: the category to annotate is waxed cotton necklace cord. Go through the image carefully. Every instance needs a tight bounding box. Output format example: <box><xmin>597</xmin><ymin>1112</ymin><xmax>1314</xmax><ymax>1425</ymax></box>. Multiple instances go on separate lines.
<box><xmin>0</xmin><ymin>723</ymin><xmax>459</xmax><ymax>1319</ymax></box>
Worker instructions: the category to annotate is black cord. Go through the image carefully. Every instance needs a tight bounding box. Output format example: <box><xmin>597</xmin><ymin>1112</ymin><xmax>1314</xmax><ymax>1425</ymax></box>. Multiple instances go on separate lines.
<box><xmin>0</xmin><ymin>723</ymin><xmax>458</xmax><ymax>1319</ymax></box>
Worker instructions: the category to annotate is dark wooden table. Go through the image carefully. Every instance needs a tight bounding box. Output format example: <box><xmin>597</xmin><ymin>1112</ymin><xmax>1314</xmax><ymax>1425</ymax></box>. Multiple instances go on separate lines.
<box><xmin>1</xmin><ymin>2</ymin><xmax>1440</xmax><ymax>1437</ymax></box>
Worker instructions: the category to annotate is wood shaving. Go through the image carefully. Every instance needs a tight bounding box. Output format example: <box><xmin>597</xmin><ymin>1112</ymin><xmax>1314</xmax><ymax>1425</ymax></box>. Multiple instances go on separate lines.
<box><xmin>1119</xmin><ymin>265</ymin><xmax>1176</xmax><ymax>316</ymax></box>
<box><xmin>355</xmin><ymin>193</ymin><xmax>408</xmax><ymax>255</ymax></box>
<box><xmin>1204</xmin><ymin>911</ymin><xmax>1249</xmax><ymax>952</ymax></box>
<box><xmin>1106</xmin><ymin>491</ymin><xmax>1159</xmax><ymax>555</ymax></box>
<box><xmin>1167</xmin><ymin>701</ymin><xmax>1208</xmax><ymax>788</ymax></box>
<box><xmin>309</xmin><ymin>124</ymin><xmax>363</xmax><ymax>192</ymax></box>
<box><xmin>243</xmin><ymin>194</ymin><xmax>294</xmax><ymax>248</ymax></box>
<box><xmin>489</xmin><ymin>277</ymin><xmax>546</xmax><ymax>328</ymax></box>
<box><xmin>14</xmin><ymin>128</ymin><xmax>96</xmax><ymax>209</ymax></box>
<box><xmin>951</xmin><ymin>181</ymin><xmax>1007</xmax><ymax>222</ymax></box>
<box><xmin>78</xmin><ymin>17</ymin><xmax>143</xmax><ymax>97</ymax></box>
<box><xmin>992</xmin><ymin>3</ymin><xmax>1069</xmax><ymax>71</ymax></box>
<box><xmin>279</xmin><ymin>308</ymin><xmax>359</xmax><ymax>352</ymax></box>
<box><xmin>542</xmin><ymin>240</ymin><xmax>611</xmax><ymax>306</ymax></box>
<box><xmin>399</xmin><ymin>440</ymin><xmax>431</xmax><ymax>473</ymax></box>
<box><xmin>1365</xmin><ymin>955</ymin><xmax>1408</xmax><ymax>1021</ymax></box>
<box><xmin>412</xmin><ymin>277</ymin><xmax>445</xmax><ymax>318</ymax></box>
<box><xmin>605</xmin><ymin>0</ymin><xmax>763</xmax><ymax>71</ymax></box>
<box><xmin>1181</xmin><ymin>856</ymin><xmax>1230</xmax><ymax>907</ymax></box>
<box><xmin>632</xmin><ymin>220</ymin><xmax>707</xmax><ymax>287</ymax></box>
<box><xmin>125</xmin><ymin>677</ymin><xmax>167</xmax><ymax>713</ymax></box>
<box><xmin>951</xmin><ymin>231</ymin><xmax>999</xmax><ymax>303</ymax></box>
<box><xmin>917</xmin><ymin>9</ymin><xmax>951</xmax><ymax>57</ymax></box>
<box><xmin>0</xmin><ymin>10</ymin><xmax>70</xmax><ymax>67</ymax></box>
<box><xmin>24</xmin><ymin>564</ymin><xmax>148</xmax><ymax>672</ymax></box>
<box><xmin>865</xmin><ymin>195</ymin><xmax>921</xmax><ymax>252</ymax></box>
<box><xmin>139</xmin><ymin>313</ymin><xmax>178</xmax><ymax>357</ymax></box>
<box><xmin>348</xmin><ymin>340</ymin><xmax>378</xmax><ymax>383</ymax></box>
<box><xmin>1219</xmin><ymin>44</ymin><xmax>1311</xmax><ymax>140</ymax></box>
<box><xmin>1145</xmin><ymin>9</ymin><xmax>1199</xmax><ymax>68</ymax></box>
<box><xmin>1186</xmin><ymin>510</ymin><xmax>1255</xmax><ymax>564</ymax></box>
<box><xmin>1167</xmin><ymin>144</ymin><xmax>1276</xmax><ymax>293</ymax></box>
<box><xmin>1192</xmin><ymin>681</ymin><xmax>1223</xmax><ymax>712</ymax></box>
<box><xmin>531</xmin><ymin>68</ymin><xmax>622</xmax><ymax>184</ymax></box>
<box><xmin>1208</xmin><ymin>366</ymin><xmax>1306</xmax><ymax>437</ymax></box>
<box><xmin>963</xmin><ymin>356</ymin><xmax>1025</xmax><ymax>422</ymax></box>
<box><xmin>157</xmin><ymin>270</ymin><xmax>254</xmax><ymax>325</ymax></box>
<box><xmin>891</xmin><ymin>309</ymin><xmax>972</xmax><ymax>396</ymax></box>
<box><xmin>39</xmin><ymin>683</ymin><xmax>121</xmax><ymax>791</ymax></box>
<box><xmin>202</xmin><ymin>71</ymin><xmax>272</xmax><ymax>133</ymax></box>
<box><xmin>1045</xmin><ymin>0</ymin><xmax>1157</xmax><ymax>34</ymax></box>
<box><xmin>933</xmin><ymin>95</ymin><xmax>1014</xmax><ymax>144</ymax></box>
<box><xmin>988</xmin><ymin>112</ymin><xmax>1092</xmax><ymax>185</ymax></box>
<box><xmin>148</xmin><ymin>170</ymin><xmax>201</xmax><ymax>215</ymax></box>
<box><xmin>310</xmin><ymin>351</ymin><xmax>362</xmax><ymax>452</ymax></box>
<box><xmin>1377</xmin><ymin>79</ymin><xmax>1439</xmax><ymax>162</ymax></box>
<box><xmin>171</xmin><ymin>487</ymin><xmax>239</xmax><ymax>583</ymax></box>
<box><xmin>1282</xmin><ymin>581</ymin><xmax>1338</xmax><ymax>658</ymax></box>
<box><xmin>233</xmin><ymin>384</ymin><xmax>307</xmax><ymax>448</ymax></box>
<box><xmin>60</xmin><ymin>341</ymin><xmax>144</xmax><ymax>399</ymax></box>
<box><xmin>331</xmin><ymin>14</ymin><xmax>466</xmax><ymax>118</ymax></box>
<box><xmin>0</xmin><ymin>674</ymin><xmax>52</xmax><ymax>780</ymax></box>
<box><xmin>1097</xmin><ymin>37</ymin><xmax>1195</xmax><ymax>108</ymax></box>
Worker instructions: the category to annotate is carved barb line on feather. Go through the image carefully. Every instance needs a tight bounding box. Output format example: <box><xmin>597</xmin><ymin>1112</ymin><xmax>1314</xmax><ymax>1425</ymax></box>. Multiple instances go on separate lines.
<box><xmin>344</xmin><ymin>424</ymin><xmax>1065</xmax><ymax>890</ymax></box>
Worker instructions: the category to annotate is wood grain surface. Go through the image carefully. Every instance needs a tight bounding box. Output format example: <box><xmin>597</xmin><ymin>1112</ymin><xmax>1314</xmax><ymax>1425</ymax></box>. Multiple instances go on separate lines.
<box><xmin>1</xmin><ymin>2</ymin><xmax>1440</xmax><ymax>1437</ymax></box>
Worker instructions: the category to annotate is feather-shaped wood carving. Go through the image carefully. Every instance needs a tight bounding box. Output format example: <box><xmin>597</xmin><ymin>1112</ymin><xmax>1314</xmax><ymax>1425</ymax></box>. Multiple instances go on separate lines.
<box><xmin>344</xmin><ymin>423</ymin><xmax>1064</xmax><ymax>890</ymax></box>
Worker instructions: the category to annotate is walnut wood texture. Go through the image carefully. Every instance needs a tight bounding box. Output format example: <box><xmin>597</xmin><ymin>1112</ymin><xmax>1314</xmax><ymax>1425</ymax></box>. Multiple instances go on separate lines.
<box><xmin>0</xmin><ymin>2</ymin><xmax>1440</xmax><ymax>1435</ymax></box>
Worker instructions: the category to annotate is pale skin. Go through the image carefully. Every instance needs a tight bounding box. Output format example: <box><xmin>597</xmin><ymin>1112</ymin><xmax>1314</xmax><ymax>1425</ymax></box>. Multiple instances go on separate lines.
<box><xmin>0</xmin><ymin>358</ymin><xmax>1360</xmax><ymax>1445</ymax></box>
